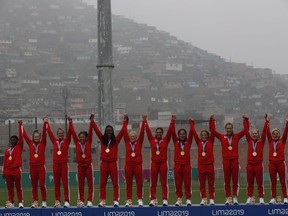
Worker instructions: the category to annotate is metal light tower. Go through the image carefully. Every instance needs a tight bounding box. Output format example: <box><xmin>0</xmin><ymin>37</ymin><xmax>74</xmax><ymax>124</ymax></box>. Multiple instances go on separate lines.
<box><xmin>97</xmin><ymin>0</ymin><xmax>114</xmax><ymax>129</ymax></box>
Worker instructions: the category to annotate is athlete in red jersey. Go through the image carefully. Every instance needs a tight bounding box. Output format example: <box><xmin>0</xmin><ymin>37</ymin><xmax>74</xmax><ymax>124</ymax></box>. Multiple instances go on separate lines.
<box><xmin>46</xmin><ymin>118</ymin><xmax>72</xmax><ymax>207</ymax></box>
<box><xmin>191</xmin><ymin>116</ymin><xmax>215</xmax><ymax>205</ymax></box>
<box><xmin>123</xmin><ymin>114</ymin><xmax>145</xmax><ymax>207</ymax></box>
<box><xmin>3</xmin><ymin>121</ymin><xmax>24</xmax><ymax>208</ymax></box>
<box><xmin>244</xmin><ymin>114</ymin><xmax>268</xmax><ymax>205</ymax></box>
<box><xmin>267</xmin><ymin>114</ymin><xmax>288</xmax><ymax>204</ymax></box>
<box><xmin>171</xmin><ymin>115</ymin><xmax>193</xmax><ymax>206</ymax></box>
<box><xmin>70</xmin><ymin>115</ymin><xmax>94</xmax><ymax>207</ymax></box>
<box><xmin>92</xmin><ymin>116</ymin><xmax>126</xmax><ymax>207</ymax></box>
<box><xmin>211</xmin><ymin>115</ymin><xmax>245</xmax><ymax>205</ymax></box>
<box><xmin>23</xmin><ymin>117</ymin><xmax>48</xmax><ymax>208</ymax></box>
<box><xmin>146</xmin><ymin>116</ymin><xmax>173</xmax><ymax>207</ymax></box>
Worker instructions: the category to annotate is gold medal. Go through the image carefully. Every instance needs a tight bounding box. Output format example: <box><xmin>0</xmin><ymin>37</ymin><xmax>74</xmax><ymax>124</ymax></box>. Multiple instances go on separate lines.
<box><xmin>252</xmin><ymin>152</ymin><xmax>257</xmax><ymax>157</ymax></box>
<box><xmin>8</xmin><ymin>156</ymin><xmax>12</xmax><ymax>160</ymax></box>
<box><xmin>156</xmin><ymin>150</ymin><xmax>160</xmax><ymax>155</ymax></box>
<box><xmin>180</xmin><ymin>151</ymin><xmax>185</xmax><ymax>156</ymax></box>
<box><xmin>105</xmin><ymin>148</ymin><xmax>110</xmax><ymax>153</ymax></box>
<box><xmin>202</xmin><ymin>152</ymin><xmax>206</xmax><ymax>157</ymax></box>
<box><xmin>131</xmin><ymin>152</ymin><xmax>136</xmax><ymax>157</ymax></box>
<box><xmin>273</xmin><ymin>152</ymin><xmax>277</xmax><ymax>157</ymax></box>
<box><xmin>82</xmin><ymin>154</ymin><xmax>86</xmax><ymax>158</ymax></box>
<box><xmin>228</xmin><ymin>146</ymin><xmax>233</xmax><ymax>151</ymax></box>
<box><xmin>57</xmin><ymin>150</ymin><xmax>62</xmax><ymax>155</ymax></box>
<box><xmin>34</xmin><ymin>153</ymin><xmax>38</xmax><ymax>158</ymax></box>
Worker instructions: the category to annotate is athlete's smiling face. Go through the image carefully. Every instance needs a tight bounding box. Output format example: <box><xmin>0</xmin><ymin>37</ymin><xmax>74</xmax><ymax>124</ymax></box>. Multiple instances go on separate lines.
<box><xmin>251</xmin><ymin>129</ymin><xmax>260</xmax><ymax>140</ymax></box>
<box><xmin>200</xmin><ymin>130</ymin><xmax>209</xmax><ymax>142</ymax></box>
<box><xmin>155</xmin><ymin>128</ymin><xmax>163</xmax><ymax>139</ymax></box>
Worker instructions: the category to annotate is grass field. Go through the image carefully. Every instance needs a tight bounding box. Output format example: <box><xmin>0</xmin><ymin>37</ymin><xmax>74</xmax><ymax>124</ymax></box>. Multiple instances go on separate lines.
<box><xmin>0</xmin><ymin>178</ymin><xmax>285</xmax><ymax>207</ymax></box>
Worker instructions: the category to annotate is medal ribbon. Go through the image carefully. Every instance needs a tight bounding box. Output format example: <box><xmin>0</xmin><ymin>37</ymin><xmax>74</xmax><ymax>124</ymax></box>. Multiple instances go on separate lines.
<box><xmin>106</xmin><ymin>139</ymin><xmax>112</xmax><ymax>150</ymax></box>
<box><xmin>227</xmin><ymin>136</ymin><xmax>233</xmax><ymax>147</ymax></box>
<box><xmin>156</xmin><ymin>139</ymin><xmax>162</xmax><ymax>151</ymax></box>
<box><xmin>273</xmin><ymin>141</ymin><xmax>278</xmax><ymax>153</ymax></box>
<box><xmin>9</xmin><ymin>147</ymin><xmax>14</xmax><ymax>156</ymax></box>
<box><xmin>180</xmin><ymin>141</ymin><xmax>185</xmax><ymax>152</ymax></box>
<box><xmin>33</xmin><ymin>143</ymin><xmax>39</xmax><ymax>154</ymax></box>
<box><xmin>202</xmin><ymin>141</ymin><xmax>207</xmax><ymax>153</ymax></box>
<box><xmin>80</xmin><ymin>142</ymin><xmax>86</xmax><ymax>155</ymax></box>
<box><xmin>57</xmin><ymin>140</ymin><xmax>63</xmax><ymax>151</ymax></box>
<box><xmin>252</xmin><ymin>141</ymin><xmax>258</xmax><ymax>152</ymax></box>
<box><xmin>130</xmin><ymin>142</ymin><xmax>136</xmax><ymax>153</ymax></box>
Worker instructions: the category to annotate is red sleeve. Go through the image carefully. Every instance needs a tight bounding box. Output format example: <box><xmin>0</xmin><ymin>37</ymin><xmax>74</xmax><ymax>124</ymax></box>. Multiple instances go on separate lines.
<box><xmin>18</xmin><ymin>123</ymin><xmax>24</xmax><ymax>150</ymax></box>
<box><xmin>209</xmin><ymin>118</ymin><xmax>215</xmax><ymax>142</ymax></box>
<box><xmin>190</xmin><ymin>120</ymin><xmax>200</xmax><ymax>145</ymax></box>
<box><xmin>123</xmin><ymin>121</ymin><xmax>130</xmax><ymax>143</ymax></box>
<box><xmin>236</xmin><ymin>118</ymin><xmax>246</xmax><ymax>138</ymax></box>
<box><xmin>92</xmin><ymin>121</ymin><xmax>103</xmax><ymax>139</ymax></box>
<box><xmin>70</xmin><ymin>121</ymin><xmax>79</xmax><ymax>144</ymax></box>
<box><xmin>212</xmin><ymin>120</ymin><xmax>223</xmax><ymax>139</ymax></box>
<box><xmin>244</xmin><ymin>118</ymin><xmax>251</xmax><ymax>142</ymax></box>
<box><xmin>145</xmin><ymin>120</ymin><xmax>154</xmax><ymax>143</ymax></box>
<box><xmin>261</xmin><ymin>120</ymin><xmax>268</xmax><ymax>143</ymax></box>
<box><xmin>41</xmin><ymin>122</ymin><xmax>47</xmax><ymax>146</ymax></box>
<box><xmin>171</xmin><ymin>120</ymin><xmax>177</xmax><ymax>144</ymax></box>
<box><xmin>23</xmin><ymin>127</ymin><xmax>32</xmax><ymax>147</ymax></box>
<box><xmin>267</xmin><ymin>123</ymin><xmax>272</xmax><ymax>143</ymax></box>
<box><xmin>87</xmin><ymin>120</ymin><xmax>93</xmax><ymax>145</ymax></box>
<box><xmin>137</xmin><ymin>120</ymin><xmax>145</xmax><ymax>146</ymax></box>
<box><xmin>65</xmin><ymin>121</ymin><xmax>72</xmax><ymax>146</ymax></box>
<box><xmin>281</xmin><ymin>121</ymin><xmax>288</xmax><ymax>145</ymax></box>
<box><xmin>163</xmin><ymin>120</ymin><xmax>172</xmax><ymax>145</ymax></box>
<box><xmin>47</xmin><ymin>122</ymin><xmax>57</xmax><ymax>144</ymax></box>
<box><xmin>187</xmin><ymin>120</ymin><xmax>194</xmax><ymax>144</ymax></box>
<box><xmin>2</xmin><ymin>152</ymin><xmax>7</xmax><ymax>175</ymax></box>
<box><xmin>115</xmin><ymin>120</ymin><xmax>127</xmax><ymax>144</ymax></box>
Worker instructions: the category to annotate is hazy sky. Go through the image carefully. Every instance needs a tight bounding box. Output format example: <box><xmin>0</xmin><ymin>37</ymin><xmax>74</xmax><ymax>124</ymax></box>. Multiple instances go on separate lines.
<box><xmin>87</xmin><ymin>0</ymin><xmax>288</xmax><ymax>74</ymax></box>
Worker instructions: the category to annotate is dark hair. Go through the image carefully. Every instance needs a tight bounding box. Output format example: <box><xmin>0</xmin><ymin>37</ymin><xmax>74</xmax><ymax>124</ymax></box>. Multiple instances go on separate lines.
<box><xmin>200</xmin><ymin>130</ymin><xmax>210</xmax><ymax>138</ymax></box>
<box><xmin>78</xmin><ymin>131</ymin><xmax>88</xmax><ymax>138</ymax></box>
<box><xmin>225</xmin><ymin>122</ymin><xmax>233</xmax><ymax>128</ymax></box>
<box><xmin>101</xmin><ymin>125</ymin><xmax>116</xmax><ymax>146</ymax></box>
<box><xmin>155</xmin><ymin>127</ymin><xmax>164</xmax><ymax>133</ymax></box>
<box><xmin>10</xmin><ymin>135</ymin><xmax>19</xmax><ymax>141</ymax></box>
<box><xmin>177</xmin><ymin>129</ymin><xmax>187</xmax><ymax>136</ymax></box>
<box><xmin>57</xmin><ymin>128</ymin><xmax>64</xmax><ymax>134</ymax></box>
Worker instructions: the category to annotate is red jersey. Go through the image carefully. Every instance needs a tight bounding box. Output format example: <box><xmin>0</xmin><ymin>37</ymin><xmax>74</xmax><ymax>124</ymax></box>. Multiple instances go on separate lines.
<box><xmin>171</xmin><ymin>119</ymin><xmax>193</xmax><ymax>164</ymax></box>
<box><xmin>212</xmin><ymin>118</ymin><xmax>245</xmax><ymax>159</ymax></box>
<box><xmin>244</xmin><ymin>118</ymin><xmax>268</xmax><ymax>164</ymax></box>
<box><xmin>47</xmin><ymin>122</ymin><xmax>71</xmax><ymax>164</ymax></box>
<box><xmin>191</xmin><ymin>118</ymin><xmax>215</xmax><ymax>165</ymax></box>
<box><xmin>23</xmin><ymin>123</ymin><xmax>47</xmax><ymax>166</ymax></box>
<box><xmin>92</xmin><ymin>120</ymin><xmax>126</xmax><ymax>162</ymax></box>
<box><xmin>70</xmin><ymin>120</ymin><xmax>93</xmax><ymax>165</ymax></box>
<box><xmin>3</xmin><ymin>123</ymin><xmax>24</xmax><ymax>173</ymax></box>
<box><xmin>123</xmin><ymin>120</ymin><xmax>145</xmax><ymax>165</ymax></box>
<box><xmin>267</xmin><ymin>121</ymin><xmax>288</xmax><ymax>163</ymax></box>
<box><xmin>145</xmin><ymin>119</ymin><xmax>172</xmax><ymax>163</ymax></box>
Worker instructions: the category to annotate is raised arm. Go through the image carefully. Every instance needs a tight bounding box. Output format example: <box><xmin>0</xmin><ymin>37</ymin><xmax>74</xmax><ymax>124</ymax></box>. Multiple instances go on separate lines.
<box><xmin>87</xmin><ymin>115</ymin><xmax>94</xmax><ymax>144</ymax></box>
<box><xmin>46</xmin><ymin>121</ymin><xmax>57</xmax><ymax>144</ymax></box>
<box><xmin>65</xmin><ymin>118</ymin><xmax>72</xmax><ymax>145</ymax></box>
<box><xmin>123</xmin><ymin>115</ymin><xmax>130</xmax><ymax>143</ymax></box>
<box><xmin>171</xmin><ymin>115</ymin><xmax>177</xmax><ymax>143</ymax></box>
<box><xmin>281</xmin><ymin>115</ymin><xmax>288</xmax><ymax>144</ymax></box>
<box><xmin>260</xmin><ymin>114</ymin><xmax>269</xmax><ymax>143</ymax></box>
<box><xmin>243</xmin><ymin>116</ymin><xmax>251</xmax><ymax>142</ymax></box>
<box><xmin>237</xmin><ymin>116</ymin><xmax>246</xmax><ymax>138</ymax></box>
<box><xmin>69</xmin><ymin>118</ymin><xmax>79</xmax><ymax>144</ymax></box>
<box><xmin>18</xmin><ymin>120</ymin><xmax>24</xmax><ymax>150</ymax></box>
<box><xmin>23</xmin><ymin>125</ymin><xmax>32</xmax><ymax>147</ymax></box>
<box><xmin>41</xmin><ymin>118</ymin><xmax>48</xmax><ymax>146</ymax></box>
<box><xmin>137</xmin><ymin>115</ymin><xmax>146</xmax><ymax>146</ymax></box>
<box><xmin>209</xmin><ymin>115</ymin><xmax>215</xmax><ymax>143</ymax></box>
<box><xmin>190</xmin><ymin>118</ymin><xmax>200</xmax><ymax>145</ymax></box>
<box><xmin>210</xmin><ymin>115</ymin><xmax>222</xmax><ymax>139</ymax></box>
<box><xmin>91</xmin><ymin>118</ymin><xmax>103</xmax><ymax>140</ymax></box>
<box><xmin>145</xmin><ymin>119</ymin><xmax>154</xmax><ymax>143</ymax></box>
<box><xmin>116</xmin><ymin>118</ymin><xmax>128</xmax><ymax>144</ymax></box>
<box><xmin>187</xmin><ymin>118</ymin><xmax>194</xmax><ymax>144</ymax></box>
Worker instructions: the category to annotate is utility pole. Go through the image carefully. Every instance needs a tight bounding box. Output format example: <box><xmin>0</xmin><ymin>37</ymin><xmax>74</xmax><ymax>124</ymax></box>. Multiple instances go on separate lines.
<box><xmin>97</xmin><ymin>0</ymin><xmax>114</xmax><ymax>130</ymax></box>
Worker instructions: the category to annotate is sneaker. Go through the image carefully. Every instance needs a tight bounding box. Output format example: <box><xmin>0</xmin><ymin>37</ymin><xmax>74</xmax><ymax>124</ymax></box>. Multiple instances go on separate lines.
<box><xmin>210</xmin><ymin>199</ymin><xmax>215</xmax><ymax>205</ymax></box>
<box><xmin>259</xmin><ymin>198</ymin><xmax>265</xmax><ymax>205</ymax></box>
<box><xmin>200</xmin><ymin>199</ymin><xmax>205</xmax><ymax>206</ymax></box>
<box><xmin>233</xmin><ymin>197</ymin><xmax>238</xmax><ymax>205</ymax></box>
<box><xmin>225</xmin><ymin>197</ymin><xmax>232</xmax><ymax>205</ymax></box>
<box><xmin>149</xmin><ymin>199</ymin><xmax>155</xmax><ymax>207</ymax></box>
<box><xmin>175</xmin><ymin>198</ymin><xmax>182</xmax><ymax>206</ymax></box>
<box><xmin>42</xmin><ymin>201</ymin><xmax>47</xmax><ymax>208</ymax></box>
<box><xmin>98</xmin><ymin>200</ymin><xmax>106</xmax><ymax>207</ymax></box>
<box><xmin>284</xmin><ymin>198</ymin><xmax>288</xmax><ymax>204</ymax></box>
<box><xmin>113</xmin><ymin>201</ymin><xmax>119</xmax><ymax>207</ymax></box>
<box><xmin>54</xmin><ymin>200</ymin><xmax>61</xmax><ymax>208</ymax></box>
<box><xmin>163</xmin><ymin>199</ymin><xmax>168</xmax><ymax>207</ymax></box>
<box><xmin>19</xmin><ymin>202</ymin><xmax>24</xmax><ymax>208</ymax></box>
<box><xmin>64</xmin><ymin>201</ymin><xmax>70</xmax><ymax>208</ymax></box>
<box><xmin>269</xmin><ymin>198</ymin><xmax>276</xmax><ymax>205</ymax></box>
<box><xmin>5</xmin><ymin>201</ymin><xmax>15</xmax><ymax>209</ymax></box>
<box><xmin>125</xmin><ymin>199</ymin><xmax>132</xmax><ymax>207</ymax></box>
<box><xmin>87</xmin><ymin>201</ymin><xmax>93</xmax><ymax>207</ymax></box>
<box><xmin>137</xmin><ymin>199</ymin><xmax>143</xmax><ymax>207</ymax></box>
<box><xmin>31</xmin><ymin>201</ymin><xmax>38</xmax><ymax>208</ymax></box>
<box><xmin>186</xmin><ymin>199</ymin><xmax>192</xmax><ymax>206</ymax></box>
<box><xmin>77</xmin><ymin>200</ymin><xmax>85</xmax><ymax>208</ymax></box>
<box><xmin>246</xmin><ymin>197</ymin><xmax>252</xmax><ymax>205</ymax></box>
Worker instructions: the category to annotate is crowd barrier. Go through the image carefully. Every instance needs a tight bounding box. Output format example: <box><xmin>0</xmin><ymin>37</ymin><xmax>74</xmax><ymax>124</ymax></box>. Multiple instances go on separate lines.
<box><xmin>0</xmin><ymin>204</ymin><xmax>287</xmax><ymax>216</ymax></box>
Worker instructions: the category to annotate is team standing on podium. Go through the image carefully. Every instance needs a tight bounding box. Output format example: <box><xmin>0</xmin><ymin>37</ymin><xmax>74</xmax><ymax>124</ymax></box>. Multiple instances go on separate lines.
<box><xmin>2</xmin><ymin>113</ymin><xmax>288</xmax><ymax>208</ymax></box>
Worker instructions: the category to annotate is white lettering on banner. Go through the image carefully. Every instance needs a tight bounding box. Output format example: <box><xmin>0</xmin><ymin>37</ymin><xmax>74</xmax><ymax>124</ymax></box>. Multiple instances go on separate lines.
<box><xmin>52</xmin><ymin>212</ymin><xmax>82</xmax><ymax>216</ymax></box>
<box><xmin>268</xmin><ymin>208</ymin><xmax>288</xmax><ymax>215</ymax></box>
<box><xmin>104</xmin><ymin>211</ymin><xmax>135</xmax><ymax>216</ymax></box>
<box><xmin>0</xmin><ymin>213</ymin><xmax>30</xmax><ymax>216</ymax></box>
<box><xmin>157</xmin><ymin>210</ymin><xmax>189</xmax><ymax>216</ymax></box>
<box><xmin>212</xmin><ymin>209</ymin><xmax>245</xmax><ymax>216</ymax></box>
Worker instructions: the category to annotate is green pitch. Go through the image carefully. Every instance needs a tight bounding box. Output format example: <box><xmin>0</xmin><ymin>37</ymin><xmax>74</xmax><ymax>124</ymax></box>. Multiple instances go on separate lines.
<box><xmin>0</xmin><ymin>178</ymin><xmax>283</xmax><ymax>207</ymax></box>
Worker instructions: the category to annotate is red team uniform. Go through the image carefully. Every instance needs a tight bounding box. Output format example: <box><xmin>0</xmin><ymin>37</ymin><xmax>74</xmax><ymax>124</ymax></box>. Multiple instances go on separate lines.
<box><xmin>244</xmin><ymin>117</ymin><xmax>268</xmax><ymax>204</ymax></box>
<box><xmin>23</xmin><ymin>123</ymin><xmax>48</xmax><ymax>207</ymax></box>
<box><xmin>92</xmin><ymin>120</ymin><xmax>126</xmax><ymax>206</ymax></box>
<box><xmin>146</xmin><ymin>119</ymin><xmax>173</xmax><ymax>206</ymax></box>
<box><xmin>123</xmin><ymin>120</ymin><xmax>145</xmax><ymax>206</ymax></box>
<box><xmin>3</xmin><ymin>123</ymin><xmax>24</xmax><ymax>208</ymax></box>
<box><xmin>191</xmin><ymin>118</ymin><xmax>215</xmax><ymax>205</ymax></box>
<box><xmin>70</xmin><ymin>119</ymin><xmax>94</xmax><ymax>207</ymax></box>
<box><xmin>47</xmin><ymin>122</ymin><xmax>71</xmax><ymax>206</ymax></box>
<box><xmin>267</xmin><ymin>120</ymin><xmax>288</xmax><ymax>204</ymax></box>
<box><xmin>171</xmin><ymin>119</ymin><xmax>193</xmax><ymax>206</ymax></box>
<box><xmin>212</xmin><ymin>118</ymin><xmax>245</xmax><ymax>204</ymax></box>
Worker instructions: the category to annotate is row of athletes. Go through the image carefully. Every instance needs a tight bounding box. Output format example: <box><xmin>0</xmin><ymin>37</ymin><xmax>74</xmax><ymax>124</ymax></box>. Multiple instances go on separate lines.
<box><xmin>2</xmin><ymin>113</ymin><xmax>288</xmax><ymax>208</ymax></box>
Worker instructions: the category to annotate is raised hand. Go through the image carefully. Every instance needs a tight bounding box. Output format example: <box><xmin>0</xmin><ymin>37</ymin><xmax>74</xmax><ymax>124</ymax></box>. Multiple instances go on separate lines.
<box><xmin>67</xmin><ymin>116</ymin><xmax>72</xmax><ymax>122</ymax></box>
<box><xmin>42</xmin><ymin>116</ymin><xmax>48</xmax><ymax>122</ymax></box>
<box><xmin>18</xmin><ymin>120</ymin><xmax>23</xmax><ymax>125</ymax></box>
<box><xmin>171</xmin><ymin>114</ymin><xmax>176</xmax><ymax>121</ymax></box>
<box><xmin>142</xmin><ymin>114</ymin><xmax>147</xmax><ymax>121</ymax></box>
<box><xmin>90</xmin><ymin>113</ymin><xmax>95</xmax><ymax>120</ymax></box>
